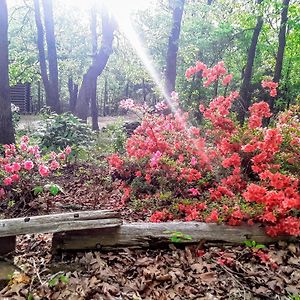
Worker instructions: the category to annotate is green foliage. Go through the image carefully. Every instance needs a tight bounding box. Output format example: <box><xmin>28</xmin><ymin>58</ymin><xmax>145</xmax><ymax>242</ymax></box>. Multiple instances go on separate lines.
<box><xmin>243</xmin><ymin>240</ymin><xmax>266</xmax><ymax>249</ymax></box>
<box><xmin>105</xmin><ymin>121</ymin><xmax>127</xmax><ymax>153</ymax></box>
<box><xmin>36</xmin><ymin>111</ymin><xmax>94</xmax><ymax>152</ymax></box>
<box><xmin>163</xmin><ymin>231</ymin><xmax>193</xmax><ymax>243</ymax></box>
<box><xmin>48</xmin><ymin>273</ymin><xmax>69</xmax><ymax>287</ymax></box>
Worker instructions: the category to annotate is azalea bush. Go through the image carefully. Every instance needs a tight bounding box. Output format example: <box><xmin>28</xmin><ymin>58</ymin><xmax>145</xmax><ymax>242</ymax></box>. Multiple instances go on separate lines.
<box><xmin>0</xmin><ymin>135</ymin><xmax>71</xmax><ymax>208</ymax></box>
<box><xmin>108</xmin><ymin>61</ymin><xmax>300</xmax><ymax>237</ymax></box>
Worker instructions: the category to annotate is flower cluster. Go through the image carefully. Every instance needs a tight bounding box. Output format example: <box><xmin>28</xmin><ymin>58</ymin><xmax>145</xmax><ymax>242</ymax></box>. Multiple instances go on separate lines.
<box><xmin>261</xmin><ymin>80</ymin><xmax>278</xmax><ymax>97</ymax></box>
<box><xmin>185</xmin><ymin>61</ymin><xmax>233</xmax><ymax>87</ymax></box>
<box><xmin>0</xmin><ymin>136</ymin><xmax>70</xmax><ymax>204</ymax></box>
<box><xmin>110</xmin><ymin>61</ymin><xmax>299</xmax><ymax>237</ymax></box>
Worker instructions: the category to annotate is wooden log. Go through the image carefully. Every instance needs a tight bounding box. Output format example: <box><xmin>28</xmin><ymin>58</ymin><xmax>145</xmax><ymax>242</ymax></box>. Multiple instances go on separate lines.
<box><xmin>52</xmin><ymin>221</ymin><xmax>295</xmax><ymax>251</ymax></box>
<box><xmin>0</xmin><ymin>210</ymin><xmax>121</xmax><ymax>237</ymax></box>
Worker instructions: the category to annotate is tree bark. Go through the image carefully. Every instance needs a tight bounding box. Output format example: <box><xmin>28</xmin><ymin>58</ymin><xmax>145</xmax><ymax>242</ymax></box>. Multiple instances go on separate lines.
<box><xmin>68</xmin><ymin>77</ymin><xmax>78</xmax><ymax>113</ymax></box>
<box><xmin>34</xmin><ymin>0</ymin><xmax>60</xmax><ymax>113</ymax></box>
<box><xmin>165</xmin><ymin>0</ymin><xmax>185</xmax><ymax>96</ymax></box>
<box><xmin>75</xmin><ymin>6</ymin><xmax>115</xmax><ymax>122</ymax></box>
<box><xmin>90</xmin><ymin>7</ymin><xmax>99</xmax><ymax>130</ymax></box>
<box><xmin>238</xmin><ymin>0</ymin><xmax>264</xmax><ymax>124</ymax></box>
<box><xmin>0</xmin><ymin>0</ymin><xmax>15</xmax><ymax>145</ymax></box>
<box><xmin>269</xmin><ymin>0</ymin><xmax>290</xmax><ymax>112</ymax></box>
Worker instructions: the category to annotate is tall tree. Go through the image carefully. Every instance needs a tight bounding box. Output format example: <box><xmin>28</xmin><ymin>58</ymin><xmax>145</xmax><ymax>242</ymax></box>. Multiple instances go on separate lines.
<box><xmin>90</xmin><ymin>6</ymin><xmax>99</xmax><ymax>130</ymax></box>
<box><xmin>75</xmin><ymin>5</ymin><xmax>115</xmax><ymax>122</ymax></box>
<box><xmin>0</xmin><ymin>0</ymin><xmax>15</xmax><ymax>144</ymax></box>
<box><xmin>165</xmin><ymin>0</ymin><xmax>185</xmax><ymax>95</ymax></box>
<box><xmin>269</xmin><ymin>0</ymin><xmax>290</xmax><ymax>112</ymax></box>
<box><xmin>34</xmin><ymin>0</ymin><xmax>60</xmax><ymax>113</ymax></box>
<box><xmin>238</xmin><ymin>0</ymin><xmax>264</xmax><ymax>124</ymax></box>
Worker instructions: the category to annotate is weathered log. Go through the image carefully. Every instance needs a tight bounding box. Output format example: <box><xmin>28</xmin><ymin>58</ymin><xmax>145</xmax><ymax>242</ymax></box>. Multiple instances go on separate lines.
<box><xmin>0</xmin><ymin>210</ymin><xmax>121</xmax><ymax>237</ymax></box>
<box><xmin>52</xmin><ymin>221</ymin><xmax>295</xmax><ymax>251</ymax></box>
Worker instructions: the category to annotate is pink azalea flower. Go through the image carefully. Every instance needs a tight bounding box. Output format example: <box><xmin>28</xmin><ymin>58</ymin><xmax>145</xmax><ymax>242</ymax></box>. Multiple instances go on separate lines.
<box><xmin>23</xmin><ymin>161</ymin><xmax>34</xmax><ymax>170</ymax></box>
<box><xmin>39</xmin><ymin>165</ymin><xmax>49</xmax><ymax>177</ymax></box>
<box><xmin>65</xmin><ymin>146</ymin><xmax>72</xmax><ymax>155</ymax></box>
<box><xmin>50</xmin><ymin>160</ymin><xmax>60</xmax><ymax>170</ymax></box>
<box><xmin>3</xmin><ymin>177</ymin><xmax>13</xmax><ymax>186</ymax></box>
<box><xmin>12</xmin><ymin>162</ymin><xmax>21</xmax><ymax>172</ymax></box>
<box><xmin>11</xmin><ymin>174</ymin><xmax>20</xmax><ymax>182</ymax></box>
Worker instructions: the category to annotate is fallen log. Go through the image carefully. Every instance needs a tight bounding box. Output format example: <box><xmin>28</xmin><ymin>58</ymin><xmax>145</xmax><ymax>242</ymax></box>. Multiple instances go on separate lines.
<box><xmin>52</xmin><ymin>221</ymin><xmax>295</xmax><ymax>251</ymax></box>
<box><xmin>0</xmin><ymin>210</ymin><xmax>121</xmax><ymax>238</ymax></box>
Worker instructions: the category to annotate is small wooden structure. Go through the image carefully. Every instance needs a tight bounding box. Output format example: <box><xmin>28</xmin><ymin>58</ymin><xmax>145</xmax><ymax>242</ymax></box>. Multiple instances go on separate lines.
<box><xmin>10</xmin><ymin>83</ymin><xmax>31</xmax><ymax>113</ymax></box>
<box><xmin>0</xmin><ymin>210</ymin><xmax>295</xmax><ymax>257</ymax></box>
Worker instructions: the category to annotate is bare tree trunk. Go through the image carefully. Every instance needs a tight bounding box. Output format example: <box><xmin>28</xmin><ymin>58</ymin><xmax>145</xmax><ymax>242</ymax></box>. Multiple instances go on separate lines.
<box><xmin>165</xmin><ymin>0</ymin><xmax>185</xmax><ymax>95</ymax></box>
<box><xmin>90</xmin><ymin>7</ymin><xmax>99</xmax><ymax>131</ymax></box>
<box><xmin>34</xmin><ymin>0</ymin><xmax>60</xmax><ymax>113</ymax></box>
<box><xmin>269</xmin><ymin>0</ymin><xmax>290</xmax><ymax>112</ymax></box>
<box><xmin>75</xmin><ymin>6</ymin><xmax>114</xmax><ymax>122</ymax></box>
<box><xmin>238</xmin><ymin>0</ymin><xmax>263</xmax><ymax>124</ymax></box>
<box><xmin>68</xmin><ymin>77</ymin><xmax>78</xmax><ymax>113</ymax></box>
<box><xmin>0</xmin><ymin>0</ymin><xmax>15</xmax><ymax>145</ymax></box>
<box><xmin>103</xmin><ymin>77</ymin><xmax>108</xmax><ymax>116</ymax></box>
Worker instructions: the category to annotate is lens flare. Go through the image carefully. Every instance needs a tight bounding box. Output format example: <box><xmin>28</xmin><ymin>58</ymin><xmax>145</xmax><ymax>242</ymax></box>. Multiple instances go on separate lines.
<box><xmin>106</xmin><ymin>1</ymin><xmax>179</xmax><ymax>112</ymax></box>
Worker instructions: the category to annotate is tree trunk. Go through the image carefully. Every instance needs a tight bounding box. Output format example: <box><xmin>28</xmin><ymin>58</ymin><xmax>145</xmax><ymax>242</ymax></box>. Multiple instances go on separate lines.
<box><xmin>75</xmin><ymin>6</ymin><xmax>114</xmax><ymax>122</ymax></box>
<box><xmin>238</xmin><ymin>0</ymin><xmax>263</xmax><ymax>124</ymax></box>
<box><xmin>269</xmin><ymin>0</ymin><xmax>290</xmax><ymax>112</ymax></box>
<box><xmin>90</xmin><ymin>7</ymin><xmax>99</xmax><ymax>131</ymax></box>
<box><xmin>34</xmin><ymin>0</ymin><xmax>60</xmax><ymax>113</ymax></box>
<box><xmin>68</xmin><ymin>77</ymin><xmax>78</xmax><ymax>113</ymax></box>
<box><xmin>103</xmin><ymin>77</ymin><xmax>108</xmax><ymax>116</ymax></box>
<box><xmin>0</xmin><ymin>0</ymin><xmax>15</xmax><ymax>145</ymax></box>
<box><xmin>165</xmin><ymin>0</ymin><xmax>185</xmax><ymax>96</ymax></box>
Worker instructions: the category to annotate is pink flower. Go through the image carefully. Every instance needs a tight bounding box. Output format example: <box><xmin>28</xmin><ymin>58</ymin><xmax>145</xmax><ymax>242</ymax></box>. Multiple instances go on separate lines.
<box><xmin>12</xmin><ymin>162</ymin><xmax>21</xmax><ymax>172</ymax></box>
<box><xmin>58</xmin><ymin>153</ymin><xmax>66</xmax><ymax>160</ymax></box>
<box><xmin>50</xmin><ymin>152</ymin><xmax>57</xmax><ymax>159</ymax></box>
<box><xmin>199</xmin><ymin>104</ymin><xmax>205</xmax><ymax>113</ymax></box>
<box><xmin>39</xmin><ymin>165</ymin><xmax>49</xmax><ymax>177</ymax></box>
<box><xmin>3</xmin><ymin>177</ymin><xmax>13</xmax><ymax>186</ymax></box>
<box><xmin>11</xmin><ymin>174</ymin><xmax>20</xmax><ymax>182</ymax></box>
<box><xmin>65</xmin><ymin>146</ymin><xmax>72</xmax><ymax>155</ymax></box>
<box><xmin>4</xmin><ymin>164</ymin><xmax>13</xmax><ymax>173</ymax></box>
<box><xmin>21</xmin><ymin>135</ymin><xmax>29</xmax><ymax>143</ymax></box>
<box><xmin>190</xmin><ymin>157</ymin><xmax>197</xmax><ymax>166</ymax></box>
<box><xmin>270</xmin><ymin>89</ymin><xmax>277</xmax><ymax>97</ymax></box>
<box><xmin>50</xmin><ymin>160</ymin><xmax>60</xmax><ymax>170</ymax></box>
<box><xmin>20</xmin><ymin>142</ymin><xmax>27</xmax><ymax>151</ymax></box>
<box><xmin>222</xmin><ymin>74</ymin><xmax>233</xmax><ymax>86</ymax></box>
<box><xmin>188</xmin><ymin>188</ymin><xmax>200</xmax><ymax>196</ymax></box>
<box><xmin>23</xmin><ymin>161</ymin><xmax>34</xmax><ymax>170</ymax></box>
<box><xmin>135</xmin><ymin>171</ymin><xmax>142</xmax><ymax>177</ymax></box>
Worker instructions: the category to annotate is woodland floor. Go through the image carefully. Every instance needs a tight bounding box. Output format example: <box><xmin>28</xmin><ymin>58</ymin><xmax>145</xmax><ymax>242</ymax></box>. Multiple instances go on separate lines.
<box><xmin>0</xmin><ymin>163</ymin><xmax>299</xmax><ymax>300</ymax></box>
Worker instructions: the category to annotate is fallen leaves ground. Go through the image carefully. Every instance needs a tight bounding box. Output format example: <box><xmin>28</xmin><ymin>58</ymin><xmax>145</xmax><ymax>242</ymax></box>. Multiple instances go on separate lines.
<box><xmin>1</xmin><ymin>163</ymin><xmax>299</xmax><ymax>299</ymax></box>
<box><xmin>1</xmin><ymin>234</ymin><xmax>299</xmax><ymax>299</ymax></box>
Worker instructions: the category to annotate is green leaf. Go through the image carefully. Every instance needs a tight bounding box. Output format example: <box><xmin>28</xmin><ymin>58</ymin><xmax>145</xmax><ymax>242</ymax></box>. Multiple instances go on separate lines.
<box><xmin>255</xmin><ymin>244</ymin><xmax>266</xmax><ymax>249</ymax></box>
<box><xmin>243</xmin><ymin>240</ymin><xmax>254</xmax><ymax>247</ymax></box>
<box><xmin>50</xmin><ymin>184</ymin><xmax>60</xmax><ymax>196</ymax></box>
<box><xmin>48</xmin><ymin>277</ymin><xmax>58</xmax><ymax>287</ymax></box>
<box><xmin>33</xmin><ymin>186</ymin><xmax>43</xmax><ymax>195</ymax></box>
<box><xmin>59</xmin><ymin>275</ymin><xmax>69</xmax><ymax>284</ymax></box>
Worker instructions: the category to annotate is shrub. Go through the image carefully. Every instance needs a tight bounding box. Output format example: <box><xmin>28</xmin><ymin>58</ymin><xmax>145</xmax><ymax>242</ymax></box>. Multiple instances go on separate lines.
<box><xmin>108</xmin><ymin>61</ymin><xmax>300</xmax><ymax>237</ymax></box>
<box><xmin>36</xmin><ymin>111</ymin><xmax>94</xmax><ymax>154</ymax></box>
<box><xmin>0</xmin><ymin>135</ymin><xmax>70</xmax><ymax>208</ymax></box>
